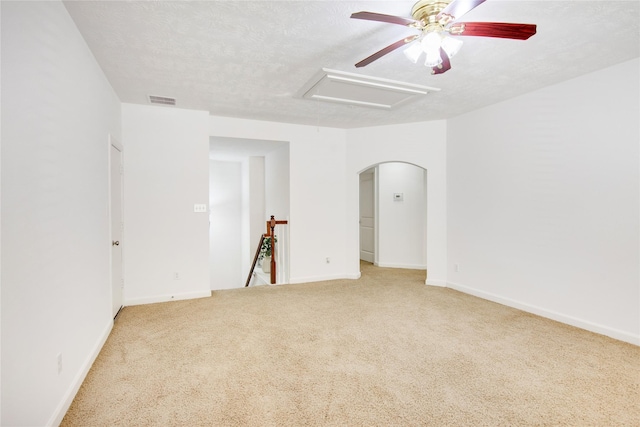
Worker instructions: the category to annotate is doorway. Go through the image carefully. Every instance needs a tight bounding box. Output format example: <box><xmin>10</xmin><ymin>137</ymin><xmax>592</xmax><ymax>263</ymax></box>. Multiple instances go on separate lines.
<box><xmin>109</xmin><ymin>136</ymin><xmax>124</xmax><ymax>318</ymax></box>
<box><xmin>358</xmin><ymin>162</ymin><xmax>428</xmax><ymax>270</ymax></box>
<box><xmin>208</xmin><ymin>137</ymin><xmax>290</xmax><ymax>289</ymax></box>
<box><xmin>359</xmin><ymin>168</ymin><xmax>375</xmax><ymax>263</ymax></box>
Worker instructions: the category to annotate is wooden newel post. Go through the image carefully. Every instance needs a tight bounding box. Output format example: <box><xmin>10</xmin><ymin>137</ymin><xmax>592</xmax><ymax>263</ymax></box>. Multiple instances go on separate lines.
<box><xmin>247</xmin><ymin>216</ymin><xmax>288</xmax><ymax>288</ymax></box>
<box><xmin>269</xmin><ymin>215</ymin><xmax>276</xmax><ymax>284</ymax></box>
<box><xmin>260</xmin><ymin>215</ymin><xmax>287</xmax><ymax>286</ymax></box>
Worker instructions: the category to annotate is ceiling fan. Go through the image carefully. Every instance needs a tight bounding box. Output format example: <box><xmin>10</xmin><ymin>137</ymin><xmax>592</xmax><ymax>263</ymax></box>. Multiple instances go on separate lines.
<box><xmin>351</xmin><ymin>0</ymin><xmax>536</xmax><ymax>75</ymax></box>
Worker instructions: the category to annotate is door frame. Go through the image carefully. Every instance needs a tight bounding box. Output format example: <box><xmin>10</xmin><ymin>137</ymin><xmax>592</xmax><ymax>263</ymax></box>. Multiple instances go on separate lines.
<box><xmin>359</xmin><ymin>167</ymin><xmax>377</xmax><ymax>264</ymax></box>
<box><xmin>108</xmin><ymin>135</ymin><xmax>124</xmax><ymax>318</ymax></box>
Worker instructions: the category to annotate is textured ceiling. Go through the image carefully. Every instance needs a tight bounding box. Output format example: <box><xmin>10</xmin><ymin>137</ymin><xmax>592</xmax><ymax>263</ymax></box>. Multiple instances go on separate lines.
<box><xmin>63</xmin><ymin>0</ymin><xmax>640</xmax><ymax>129</ymax></box>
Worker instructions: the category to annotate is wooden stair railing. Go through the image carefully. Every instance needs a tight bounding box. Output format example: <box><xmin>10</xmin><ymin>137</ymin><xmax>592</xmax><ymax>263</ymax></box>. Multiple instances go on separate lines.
<box><xmin>244</xmin><ymin>234</ymin><xmax>265</xmax><ymax>287</ymax></box>
<box><xmin>245</xmin><ymin>216</ymin><xmax>288</xmax><ymax>287</ymax></box>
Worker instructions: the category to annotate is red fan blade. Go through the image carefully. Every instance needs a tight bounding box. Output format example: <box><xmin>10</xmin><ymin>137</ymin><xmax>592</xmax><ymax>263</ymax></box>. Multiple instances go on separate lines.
<box><xmin>355</xmin><ymin>36</ymin><xmax>419</xmax><ymax>68</ymax></box>
<box><xmin>432</xmin><ymin>47</ymin><xmax>452</xmax><ymax>75</ymax></box>
<box><xmin>351</xmin><ymin>11</ymin><xmax>418</xmax><ymax>27</ymax></box>
<box><xmin>449</xmin><ymin>22</ymin><xmax>537</xmax><ymax>40</ymax></box>
<box><xmin>437</xmin><ymin>0</ymin><xmax>486</xmax><ymax>22</ymax></box>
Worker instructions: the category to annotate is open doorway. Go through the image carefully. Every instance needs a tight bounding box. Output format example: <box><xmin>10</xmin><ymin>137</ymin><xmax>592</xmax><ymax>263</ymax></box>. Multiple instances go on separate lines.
<box><xmin>209</xmin><ymin>137</ymin><xmax>290</xmax><ymax>290</ymax></box>
<box><xmin>359</xmin><ymin>168</ymin><xmax>375</xmax><ymax>263</ymax></box>
<box><xmin>358</xmin><ymin>162</ymin><xmax>427</xmax><ymax>270</ymax></box>
<box><xmin>109</xmin><ymin>136</ymin><xmax>124</xmax><ymax>318</ymax></box>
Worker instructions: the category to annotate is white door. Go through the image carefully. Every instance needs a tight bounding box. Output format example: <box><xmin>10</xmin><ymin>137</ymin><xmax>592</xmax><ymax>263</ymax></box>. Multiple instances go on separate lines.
<box><xmin>110</xmin><ymin>142</ymin><xmax>124</xmax><ymax>318</ymax></box>
<box><xmin>359</xmin><ymin>171</ymin><xmax>375</xmax><ymax>263</ymax></box>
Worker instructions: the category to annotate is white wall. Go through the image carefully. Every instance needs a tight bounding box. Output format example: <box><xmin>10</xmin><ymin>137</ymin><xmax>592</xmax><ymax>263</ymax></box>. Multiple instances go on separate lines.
<box><xmin>265</xmin><ymin>145</ymin><xmax>290</xmax><ymax>220</ymax></box>
<box><xmin>1</xmin><ymin>1</ymin><xmax>121</xmax><ymax>425</ymax></box>
<box><xmin>245</xmin><ymin>156</ymin><xmax>266</xmax><ymax>281</ymax></box>
<box><xmin>209</xmin><ymin>117</ymin><xmax>349</xmax><ymax>283</ymax></box>
<box><xmin>346</xmin><ymin>121</ymin><xmax>448</xmax><ymax>285</ymax></box>
<box><xmin>210</xmin><ymin>160</ymin><xmax>243</xmax><ymax>289</ymax></box>
<box><xmin>122</xmin><ymin>104</ymin><xmax>210</xmax><ymax>304</ymax></box>
<box><xmin>208</xmin><ymin>118</ymin><xmax>447</xmax><ymax>285</ymax></box>
<box><xmin>447</xmin><ymin>58</ymin><xmax>640</xmax><ymax>344</ymax></box>
<box><xmin>377</xmin><ymin>163</ymin><xmax>427</xmax><ymax>269</ymax></box>
<box><xmin>265</xmin><ymin>146</ymin><xmax>290</xmax><ymax>283</ymax></box>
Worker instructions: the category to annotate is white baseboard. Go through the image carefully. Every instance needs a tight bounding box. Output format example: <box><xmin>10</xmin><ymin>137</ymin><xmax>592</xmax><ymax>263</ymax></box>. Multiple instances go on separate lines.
<box><xmin>48</xmin><ymin>319</ymin><xmax>113</xmax><ymax>427</ymax></box>
<box><xmin>425</xmin><ymin>279</ymin><xmax>446</xmax><ymax>287</ymax></box>
<box><xmin>375</xmin><ymin>262</ymin><xmax>427</xmax><ymax>270</ymax></box>
<box><xmin>125</xmin><ymin>290</ymin><xmax>211</xmax><ymax>306</ymax></box>
<box><xmin>289</xmin><ymin>273</ymin><xmax>357</xmax><ymax>284</ymax></box>
<box><xmin>447</xmin><ymin>281</ymin><xmax>640</xmax><ymax>346</ymax></box>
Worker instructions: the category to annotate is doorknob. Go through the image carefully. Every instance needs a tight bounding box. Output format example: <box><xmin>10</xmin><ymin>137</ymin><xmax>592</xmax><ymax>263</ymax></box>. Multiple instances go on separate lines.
<box><xmin>112</xmin><ymin>240</ymin><xmax>120</xmax><ymax>246</ymax></box>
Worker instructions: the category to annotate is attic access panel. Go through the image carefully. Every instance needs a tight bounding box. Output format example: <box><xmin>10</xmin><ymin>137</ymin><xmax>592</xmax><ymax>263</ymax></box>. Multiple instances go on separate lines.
<box><xmin>296</xmin><ymin>68</ymin><xmax>440</xmax><ymax>110</ymax></box>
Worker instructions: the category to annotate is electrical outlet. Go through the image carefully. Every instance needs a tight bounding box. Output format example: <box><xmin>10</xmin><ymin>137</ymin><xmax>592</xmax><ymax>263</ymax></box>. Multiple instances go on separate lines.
<box><xmin>326</xmin><ymin>257</ymin><xmax>331</xmax><ymax>264</ymax></box>
<box><xmin>173</xmin><ymin>272</ymin><xmax>180</xmax><ymax>280</ymax></box>
<box><xmin>193</xmin><ymin>204</ymin><xmax>207</xmax><ymax>213</ymax></box>
<box><xmin>57</xmin><ymin>353</ymin><xmax>63</xmax><ymax>375</ymax></box>
<box><xmin>454</xmin><ymin>263</ymin><xmax>459</xmax><ymax>273</ymax></box>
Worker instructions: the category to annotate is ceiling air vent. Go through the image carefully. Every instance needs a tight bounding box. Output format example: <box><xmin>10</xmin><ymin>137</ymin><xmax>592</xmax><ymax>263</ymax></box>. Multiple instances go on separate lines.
<box><xmin>148</xmin><ymin>95</ymin><xmax>176</xmax><ymax>106</ymax></box>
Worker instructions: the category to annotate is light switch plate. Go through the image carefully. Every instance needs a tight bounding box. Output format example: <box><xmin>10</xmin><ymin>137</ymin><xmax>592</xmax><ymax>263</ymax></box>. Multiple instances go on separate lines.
<box><xmin>194</xmin><ymin>204</ymin><xmax>207</xmax><ymax>213</ymax></box>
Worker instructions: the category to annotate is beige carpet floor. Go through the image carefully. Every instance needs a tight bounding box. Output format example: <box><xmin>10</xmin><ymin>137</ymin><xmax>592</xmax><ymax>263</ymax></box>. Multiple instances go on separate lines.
<box><xmin>62</xmin><ymin>263</ymin><xmax>639</xmax><ymax>426</ymax></box>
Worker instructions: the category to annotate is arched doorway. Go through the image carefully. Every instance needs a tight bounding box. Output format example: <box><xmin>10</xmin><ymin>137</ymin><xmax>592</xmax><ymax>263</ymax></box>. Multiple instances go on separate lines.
<box><xmin>359</xmin><ymin>162</ymin><xmax>428</xmax><ymax>271</ymax></box>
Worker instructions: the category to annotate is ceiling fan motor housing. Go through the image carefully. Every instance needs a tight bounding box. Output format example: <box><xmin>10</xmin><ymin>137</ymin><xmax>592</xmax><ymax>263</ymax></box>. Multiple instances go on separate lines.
<box><xmin>411</xmin><ymin>0</ymin><xmax>452</xmax><ymax>26</ymax></box>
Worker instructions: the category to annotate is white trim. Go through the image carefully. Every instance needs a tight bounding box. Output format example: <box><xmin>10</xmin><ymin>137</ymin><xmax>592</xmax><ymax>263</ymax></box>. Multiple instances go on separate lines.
<box><xmin>326</xmin><ymin>74</ymin><xmax>430</xmax><ymax>95</ymax></box>
<box><xmin>125</xmin><ymin>290</ymin><xmax>211</xmax><ymax>306</ymax></box>
<box><xmin>374</xmin><ymin>167</ymin><xmax>379</xmax><ymax>267</ymax></box>
<box><xmin>109</xmin><ymin>133</ymin><xmax>123</xmax><ymax>151</ymax></box>
<box><xmin>295</xmin><ymin>68</ymin><xmax>440</xmax><ymax>110</ymax></box>
<box><xmin>47</xmin><ymin>319</ymin><xmax>113</xmax><ymax>427</ymax></box>
<box><xmin>447</xmin><ymin>281</ymin><xmax>640</xmax><ymax>346</ymax></box>
<box><xmin>289</xmin><ymin>273</ymin><xmax>359</xmax><ymax>284</ymax></box>
<box><xmin>425</xmin><ymin>279</ymin><xmax>446</xmax><ymax>287</ymax></box>
<box><xmin>376</xmin><ymin>262</ymin><xmax>427</xmax><ymax>270</ymax></box>
<box><xmin>310</xmin><ymin>95</ymin><xmax>391</xmax><ymax>110</ymax></box>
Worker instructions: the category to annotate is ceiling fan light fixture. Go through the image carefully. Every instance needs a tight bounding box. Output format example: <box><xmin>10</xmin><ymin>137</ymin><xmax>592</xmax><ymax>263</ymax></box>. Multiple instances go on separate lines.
<box><xmin>421</xmin><ymin>31</ymin><xmax>442</xmax><ymax>54</ymax></box>
<box><xmin>424</xmin><ymin>50</ymin><xmax>443</xmax><ymax>67</ymax></box>
<box><xmin>351</xmin><ymin>0</ymin><xmax>536</xmax><ymax>75</ymax></box>
<box><xmin>404</xmin><ymin>30</ymin><xmax>459</xmax><ymax>68</ymax></box>
<box><xmin>403</xmin><ymin>41</ymin><xmax>424</xmax><ymax>63</ymax></box>
<box><xmin>441</xmin><ymin>35</ymin><xmax>463</xmax><ymax>57</ymax></box>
